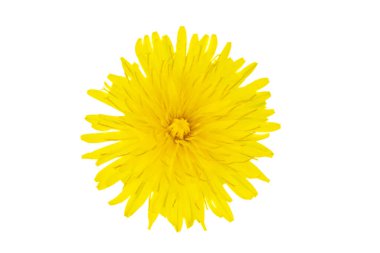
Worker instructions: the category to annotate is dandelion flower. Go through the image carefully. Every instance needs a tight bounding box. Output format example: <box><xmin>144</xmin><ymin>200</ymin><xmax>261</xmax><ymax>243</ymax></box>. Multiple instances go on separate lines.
<box><xmin>81</xmin><ymin>27</ymin><xmax>280</xmax><ymax>231</ymax></box>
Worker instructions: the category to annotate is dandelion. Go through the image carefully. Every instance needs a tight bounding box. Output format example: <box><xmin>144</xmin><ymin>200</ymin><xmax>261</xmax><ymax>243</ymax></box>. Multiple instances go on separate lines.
<box><xmin>81</xmin><ymin>27</ymin><xmax>280</xmax><ymax>231</ymax></box>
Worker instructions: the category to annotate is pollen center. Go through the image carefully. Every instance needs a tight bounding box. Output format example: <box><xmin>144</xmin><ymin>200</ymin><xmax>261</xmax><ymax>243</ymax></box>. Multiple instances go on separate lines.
<box><xmin>168</xmin><ymin>118</ymin><xmax>190</xmax><ymax>140</ymax></box>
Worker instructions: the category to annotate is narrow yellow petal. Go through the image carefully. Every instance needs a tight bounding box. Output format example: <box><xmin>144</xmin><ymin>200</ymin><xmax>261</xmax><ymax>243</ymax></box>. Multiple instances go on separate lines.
<box><xmin>227</xmin><ymin>177</ymin><xmax>258</xmax><ymax>200</ymax></box>
<box><xmin>173</xmin><ymin>26</ymin><xmax>187</xmax><ymax>72</ymax></box>
<box><xmin>244</xmin><ymin>77</ymin><xmax>270</xmax><ymax>91</ymax></box>
<box><xmin>108</xmin><ymin>179</ymin><xmax>140</xmax><ymax>205</ymax></box>
<box><xmin>205</xmin><ymin>191</ymin><xmax>234</xmax><ymax>221</ymax></box>
<box><xmin>231</xmin><ymin>162</ymin><xmax>270</xmax><ymax>182</ymax></box>
<box><xmin>257</xmin><ymin>122</ymin><xmax>281</xmax><ymax>132</ymax></box>
<box><xmin>148</xmin><ymin>192</ymin><xmax>160</xmax><ymax>229</ymax></box>
<box><xmin>217</xmin><ymin>42</ymin><xmax>231</xmax><ymax>63</ymax></box>
<box><xmin>81</xmin><ymin>131</ymin><xmax>128</xmax><ymax>143</ymax></box>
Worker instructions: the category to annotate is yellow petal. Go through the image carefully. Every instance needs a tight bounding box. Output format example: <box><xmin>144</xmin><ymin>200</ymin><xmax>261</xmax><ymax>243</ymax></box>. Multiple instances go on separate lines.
<box><xmin>81</xmin><ymin>131</ymin><xmax>129</xmax><ymax>143</ymax></box>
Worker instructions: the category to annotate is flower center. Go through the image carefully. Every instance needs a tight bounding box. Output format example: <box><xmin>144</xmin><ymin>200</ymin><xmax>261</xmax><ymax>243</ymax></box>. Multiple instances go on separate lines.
<box><xmin>168</xmin><ymin>118</ymin><xmax>190</xmax><ymax>140</ymax></box>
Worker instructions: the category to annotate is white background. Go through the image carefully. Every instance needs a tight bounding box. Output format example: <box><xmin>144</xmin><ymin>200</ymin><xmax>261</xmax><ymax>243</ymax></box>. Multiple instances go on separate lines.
<box><xmin>1</xmin><ymin>0</ymin><xmax>379</xmax><ymax>252</ymax></box>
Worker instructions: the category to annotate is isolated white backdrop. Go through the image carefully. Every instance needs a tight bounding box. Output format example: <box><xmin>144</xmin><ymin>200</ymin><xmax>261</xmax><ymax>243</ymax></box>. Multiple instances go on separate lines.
<box><xmin>1</xmin><ymin>0</ymin><xmax>379</xmax><ymax>252</ymax></box>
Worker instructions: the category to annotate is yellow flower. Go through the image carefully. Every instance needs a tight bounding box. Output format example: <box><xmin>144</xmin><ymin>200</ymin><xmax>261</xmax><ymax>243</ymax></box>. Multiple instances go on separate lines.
<box><xmin>81</xmin><ymin>27</ymin><xmax>280</xmax><ymax>231</ymax></box>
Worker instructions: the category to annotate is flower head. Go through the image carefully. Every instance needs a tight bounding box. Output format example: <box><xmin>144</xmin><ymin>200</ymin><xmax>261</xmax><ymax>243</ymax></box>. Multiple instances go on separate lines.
<box><xmin>81</xmin><ymin>27</ymin><xmax>280</xmax><ymax>231</ymax></box>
